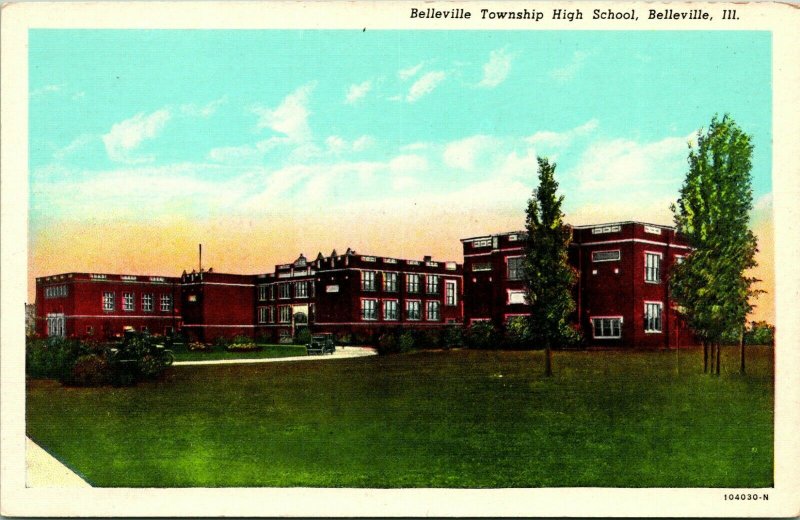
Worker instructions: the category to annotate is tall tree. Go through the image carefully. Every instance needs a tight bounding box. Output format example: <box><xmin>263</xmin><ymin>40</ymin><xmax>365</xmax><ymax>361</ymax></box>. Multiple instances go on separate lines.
<box><xmin>523</xmin><ymin>157</ymin><xmax>579</xmax><ymax>377</ymax></box>
<box><xmin>670</xmin><ymin>114</ymin><xmax>759</xmax><ymax>375</ymax></box>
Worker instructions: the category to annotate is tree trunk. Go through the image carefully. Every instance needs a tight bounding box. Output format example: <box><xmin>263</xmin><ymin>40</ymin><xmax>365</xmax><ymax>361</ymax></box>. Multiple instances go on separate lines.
<box><xmin>703</xmin><ymin>342</ymin><xmax>709</xmax><ymax>374</ymax></box>
<box><xmin>739</xmin><ymin>327</ymin><xmax>746</xmax><ymax>375</ymax></box>
<box><xmin>545</xmin><ymin>342</ymin><xmax>553</xmax><ymax>377</ymax></box>
<box><xmin>715</xmin><ymin>342</ymin><xmax>721</xmax><ymax>375</ymax></box>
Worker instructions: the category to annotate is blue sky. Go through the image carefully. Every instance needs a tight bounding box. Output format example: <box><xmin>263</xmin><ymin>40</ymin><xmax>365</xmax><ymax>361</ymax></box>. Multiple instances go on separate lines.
<box><xmin>27</xmin><ymin>29</ymin><xmax>773</xmax><ymax>302</ymax></box>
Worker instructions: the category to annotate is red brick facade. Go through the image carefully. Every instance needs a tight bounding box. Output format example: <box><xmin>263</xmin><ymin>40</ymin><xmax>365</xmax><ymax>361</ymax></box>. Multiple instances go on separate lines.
<box><xmin>461</xmin><ymin>222</ymin><xmax>693</xmax><ymax>348</ymax></box>
<box><xmin>34</xmin><ymin>273</ymin><xmax>180</xmax><ymax>340</ymax></box>
<box><xmin>34</xmin><ymin>221</ymin><xmax>694</xmax><ymax>348</ymax></box>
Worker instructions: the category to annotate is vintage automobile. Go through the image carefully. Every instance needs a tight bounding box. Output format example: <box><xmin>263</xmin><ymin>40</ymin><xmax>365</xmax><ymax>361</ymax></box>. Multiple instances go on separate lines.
<box><xmin>306</xmin><ymin>333</ymin><xmax>336</xmax><ymax>355</ymax></box>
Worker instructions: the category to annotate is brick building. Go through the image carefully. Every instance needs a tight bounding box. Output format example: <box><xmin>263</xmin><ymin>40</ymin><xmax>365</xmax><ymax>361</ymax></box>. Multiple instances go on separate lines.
<box><xmin>461</xmin><ymin>221</ymin><xmax>693</xmax><ymax>348</ymax></box>
<box><xmin>180</xmin><ymin>270</ymin><xmax>256</xmax><ymax>342</ymax></box>
<box><xmin>34</xmin><ymin>272</ymin><xmax>180</xmax><ymax>340</ymax></box>
<box><xmin>254</xmin><ymin>249</ymin><xmax>463</xmax><ymax>343</ymax></box>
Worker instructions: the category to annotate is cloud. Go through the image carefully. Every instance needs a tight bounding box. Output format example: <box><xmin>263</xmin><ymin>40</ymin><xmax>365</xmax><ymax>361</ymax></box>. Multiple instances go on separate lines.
<box><xmin>181</xmin><ymin>96</ymin><xmax>228</xmax><ymax>118</ymax></box>
<box><xmin>550</xmin><ymin>51</ymin><xmax>590</xmax><ymax>82</ymax></box>
<box><xmin>406</xmin><ymin>71</ymin><xmax>446</xmax><ymax>102</ymax></box>
<box><xmin>30</xmin><ymin>83</ymin><xmax>66</xmax><ymax>97</ymax></box>
<box><xmin>326</xmin><ymin>135</ymin><xmax>374</xmax><ymax>154</ymax></box>
<box><xmin>526</xmin><ymin>119</ymin><xmax>599</xmax><ymax>149</ymax></box>
<box><xmin>392</xmin><ymin>176</ymin><xmax>420</xmax><ymax>191</ymax></box>
<box><xmin>399</xmin><ymin>63</ymin><xmax>424</xmax><ymax>80</ymax></box>
<box><xmin>102</xmin><ymin>109</ymin><xmax>171</xmax><ymax>163</ymax></box>
<box><xmin>478</xmin><ymin>48</ymin><xmax>513</xmax><ymax>88</ymax></box>
<box><xmin>443</xmin><ymin>135</ymin><xmax>497</xmax><ymax>171</ymax></box>
<box><xmin>253</xmin><ymin>83</ymin><xmax>316</xmax><ymax>141</ymax></box>
<box><xmin>53</xmin><ymin>134</ymin><xmax>95</xmax><ymax>161</ymax></box>
<box><xmin>389</xmin><ymin>154</ymin><xmax>428</xmax><ymax>174</ymax></box>
<box><xmin>345</xmin><ymin>80</ymin><xmax>372</xmax><ymax>104</ymax></box>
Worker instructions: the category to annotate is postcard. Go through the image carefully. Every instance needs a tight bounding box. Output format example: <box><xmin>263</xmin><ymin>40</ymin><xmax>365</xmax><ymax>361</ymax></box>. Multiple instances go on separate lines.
<box><xmin>2</xmin><ymin>1</ymin><xmax>799</xmax><ymax>517</ymax></box>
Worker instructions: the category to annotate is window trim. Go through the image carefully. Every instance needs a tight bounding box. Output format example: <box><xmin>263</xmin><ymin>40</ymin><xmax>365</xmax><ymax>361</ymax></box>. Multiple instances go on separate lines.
<box><xmin>507</xmin><ymin>289</ymin><xmax>527</xmax><ymax>305</ymax></box>
<box><xmin>406</xmin><ymin>273</ymin><xmax>420</xmax><ymax>293</ymax></box>
<box><xmin>506</xmin><ymin>255</ymin><xmax>524</xmax><ymax>280</ymax></box>
<box><xmin>361</xmin><ymin>298</ymin><xmax>378</xmax><ymax>321</ymax></box>
<box><xmin>361</xmin><ymin>271</ymin><xmax>377</xmax><ymax>292</ymax></box>
<box><xmin>383</xmin><ymin>298</ymin><xmax>399</xmax><ymax>321</ymax></box>
<box><xmin>142</xmin><ymin>293</ymin><xmax>154</xmax><ymax>312</ymax></box>
<box><xmin>383</xmin><ymin>272</ymin><xmax>399</xmax><ymax>292</ymax></box>
<box><xmin>425</xmin><ymin>274</ymin><xmax>439</xmax><ymax>295</ymax></box>
<box><xmin>160</xmin><ymin>294</ymin><xmax>172</xmax><ymax>312</ymax></box>
<box><xmin>122</xmin><ymin>292</ymin><xmax>135</xmax><ymax>312</ymax></box>
<box><xmin>102</xmin><ymin>291</ymin><xmax>115</xmax><ymax>312</ymax></box>
<box><xmin>644</xmin><ymin>251</ymin><xmax>663</xmax><ymax>284</ymax></box>
<box><xmin>644</xmin><ymin>301</ymin><xmax>663</xmax><ymax>333</ymax></box>
<box><xmin>445</xmin><ymin>279</ymin><xmax>457</xmax><ymax>306</ymax></box>
<box><xmin>591</xmin><ymin>316</ymin><xmax>623</xmax><ymax>339</ymax></box>
<box><xmin>425</xmin><ymin>300</ymin><xmax>441</xmax><ymax>321</ymax></box>
<box><xmin>405</xmin><ymin>299</ymin><xmax>422</xmax><ymax>321</ymax></box>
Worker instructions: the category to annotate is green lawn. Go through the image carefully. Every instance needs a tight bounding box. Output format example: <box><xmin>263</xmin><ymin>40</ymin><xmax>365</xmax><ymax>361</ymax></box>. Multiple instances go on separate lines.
<box><xmin>26</xmin><ymin>346</ymin><xmax>773</xmax><ymax>488</ymax></box>
<box><xmin>172</xmin><ymin>344</ymin><xmax>307</xmax><ymax>362</ymax></box>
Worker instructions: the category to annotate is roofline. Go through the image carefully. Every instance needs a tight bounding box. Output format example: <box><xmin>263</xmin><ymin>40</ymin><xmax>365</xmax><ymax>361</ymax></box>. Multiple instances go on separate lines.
<box><xmin>36</xmin><ymin>272</ymin><xmax>179</xmax><ymax>281</ymax></box>
<box><xmin>570</xmin><ymin>220</ymin><xmax>676</xmax><ymax>230</ymax></box>
<box><xmin>460</xmin><ymin>231</ymin><xmax>526</xmax><ymax>242</ymax></box>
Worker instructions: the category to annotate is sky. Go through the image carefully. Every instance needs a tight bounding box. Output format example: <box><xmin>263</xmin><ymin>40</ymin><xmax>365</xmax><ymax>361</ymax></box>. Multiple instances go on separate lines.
<box><xmin>28</xmin><ymin>30</ymin><xmax>774</xmax><ymax>321</ymax></box>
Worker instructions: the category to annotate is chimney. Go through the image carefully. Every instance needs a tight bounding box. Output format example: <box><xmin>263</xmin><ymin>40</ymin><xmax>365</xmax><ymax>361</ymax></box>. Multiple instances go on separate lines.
<box><xmin>423</xmin><ymin>255</ymin><xmax>432</xmax><ymax>262</ymax></box>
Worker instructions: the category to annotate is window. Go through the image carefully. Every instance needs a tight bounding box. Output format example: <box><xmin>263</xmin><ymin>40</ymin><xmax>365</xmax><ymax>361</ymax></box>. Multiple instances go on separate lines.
<box><xmin>426</xmin><ymin>274</ymin><xmax>439</xmax><ymax>294</ymax></box>
<box><xmin>361</xmin><ymin>299</ymin><xmax>378</xmax><ymax>320</ymax></box>
<box><xmin>258</xmin><ymin>285</ymin><xmax>267</xmax><ymax>301</ymax></box>
<box><xmin>361</xmin><ymin>271</ymin><xmax>376</xmax><ymax>291</ymax></box>
<box><xmin>102</xmin><ymin>292</ymin><xmax>115</xmax><ymax>311</ymax></box>
<box><xmin>645</xmin><ymin>253</ymin><xmax>661</xmax><ymax>283</ymax></box>
<box><xmin>142</xmin><ymin>294</ymin><xmax>154</xmax><ymax>312</ymax></box>
<box><xmin>472</xmin><ymin>239</ymin><xmax>491</xmax><ymax>248</ymax></box>
<box><xmin>279</xmin><ymin>283</ymin><xmax>291</xmax><ymax>299</ymax></box>
<box><xmin>645</xmin><ymin>302</ymin><xmax>663</xmax><ymax>332</ymax></box>
<box><xmin>426</xmin><ymin>301</ymin><xmax>440</xmax><ymax>321</ymax></box>
<box><xmin>592</xmin><ymin>318</ymin><xmax>622</xmax><ymax>338</ymax></box>
<box><xmin>472</xmin><ymin>262</ymin><xmax>492</xmax><ymax>272</ymax></box>
<box><xmin>384</xmin><ymin>300</ymin><xmax>398</xmax><ymax>321</ymax></box>
<box><xmin>383</xmin><ymin>272</ymin><xmax>398</xmax><ymax>292</ymax></box>
<box><xmin>295</xmin><ymin>281</ymin><xmax>308</xmax><ymax>298</ymax></box>
<box><xmin>160</xmin><ymin>294</ymin><xmax>172</xmax><ymax>312</ymax></box>
<box><xmin>406</xmin><ymin>300</ymin><xmax>421</xmax><ymax>321</ymax></box>
<box><xmin>258</xmin><ymin>307</ymin><xmax>267</xmax><ymax>324</ymax></box>
<box><xmin>507</xmin><ymin>256</ymin><xmax>524</xmax><ymax>280</ymax></box>
<box><xmin>279</xmin><ymin>306</ymin><xmax>291</xmax><ymax>323</ymax></box>
<box><xmin>445</xmin><ymin>280</ymin><xmax>457</xmax><ymax>306</ymax></box>
<box><xmin>45</xmin><ymin>285</ymin><xmax>68</xmax><ymax>298</ymax></box>
<box><xmin>592</xmin><ymin>250</ymin><xmax>621</xmax><ymax>262</ymax></box>
<box><xmin>508</xmin><ymin>290</ymin><xmax>527</xmax><ymax>305</ymax></box>
<box><xmin>269</xmin><ymin>285</ymin><xmax>275</xmax><ymax>300</ymax></box>
<box><xmin>123</xmin><ymin>292</ymin><xmax>134</xmax><ymax>311</ymax></box>
<box><xmin>268</xmin><ymin>306</ymin><xmax>275</xmax><ymax>323</ymax></box>
<box><xmin>406</xmin><ymin>274</ymin><xmax>420</xmax><ymax>293</ymax></box>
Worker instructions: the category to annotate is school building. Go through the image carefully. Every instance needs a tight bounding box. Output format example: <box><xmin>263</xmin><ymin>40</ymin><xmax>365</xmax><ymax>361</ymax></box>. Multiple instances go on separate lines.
<box><xmin>34</xmin><ymin>221</ymin><xmax>694</xmax><ymax>348</ymax></box>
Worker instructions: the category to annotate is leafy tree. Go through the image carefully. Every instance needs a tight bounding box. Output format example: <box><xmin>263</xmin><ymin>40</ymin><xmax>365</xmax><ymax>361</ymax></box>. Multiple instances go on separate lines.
<box><xmin>670</xmin><ymin>114</ymin><xmax>759</xmax><ymax>375</ymax></box>
<box><xmin>523</xmin><ymin>157</ymin><xmax>579</xmax><ymax>376</ymax></box>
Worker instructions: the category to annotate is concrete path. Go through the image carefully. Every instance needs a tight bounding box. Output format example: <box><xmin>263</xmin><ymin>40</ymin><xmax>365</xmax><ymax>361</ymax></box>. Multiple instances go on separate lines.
<box><xmin>26</xmin><ymin>437</ymin><xmax>91</xmax><ymax>488</ymax></box>
<box><xmin>173</xmin><ymin>346</ymin><xmax>377</xmax><ymax>366</ymax></box>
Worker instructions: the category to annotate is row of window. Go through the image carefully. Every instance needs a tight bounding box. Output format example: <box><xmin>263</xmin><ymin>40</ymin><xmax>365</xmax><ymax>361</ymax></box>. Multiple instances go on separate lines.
<box><xmin>257</xmin><ymin>305</ymin><xmax>315</xmax><ymax>324</ymax></box>
<box><xmin>258</xmin><ymin>281</ymin><xmax>315</xmax><ymax>301</ymax></box>
<box><xmin>103</xmin><ymin>292</ymin><xmax>172</xmax><ymax>312</ymax></box>
<box><xmin>258</xmin><ymin>275</ymin><xmax>459</xmax><ymax>300</ymax></box>
<box><xmin>591</xmin><ymin>302</ymin><xmax>663</xmax><ymax>338</ymax></box>
<box><xmin>361</xmin><ymin>299</ymin><xmax>441</xmax><ymax>321</ymax></box>
<box><xmin>471</xmin><ymin>257</ymin><xmax>526</xmax><ymax>279</ymax></box>
<box><xmin>44</xmin><ymin>285</ymin><xmax>68</xmax><ymax>298</ymax></box>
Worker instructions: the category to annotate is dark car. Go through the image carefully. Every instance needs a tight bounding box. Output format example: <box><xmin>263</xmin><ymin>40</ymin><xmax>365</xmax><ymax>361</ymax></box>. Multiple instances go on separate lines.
<box><xmin>306</xmin><ymin>333</ymin><xmax>336</xmax><ymax>355</ymax></box>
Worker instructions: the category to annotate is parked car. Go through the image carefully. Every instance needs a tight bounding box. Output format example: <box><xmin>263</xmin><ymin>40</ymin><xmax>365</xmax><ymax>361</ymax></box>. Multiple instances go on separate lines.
<box><xmin>306</xmin><ymin>333</ymin><xmax>336</xmax><ymax>355</ymax></box>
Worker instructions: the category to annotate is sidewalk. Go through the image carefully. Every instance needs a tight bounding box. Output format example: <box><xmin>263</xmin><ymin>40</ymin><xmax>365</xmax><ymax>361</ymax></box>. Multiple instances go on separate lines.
<box><xmin>26</xmin><ymin>437</ymin><xmax>91</xmax><ymax>488</ymax></box>
<box><xmin>173</xmin><ymin>346</ymin><xmax>377</xmax><ymax>366</ymax></box>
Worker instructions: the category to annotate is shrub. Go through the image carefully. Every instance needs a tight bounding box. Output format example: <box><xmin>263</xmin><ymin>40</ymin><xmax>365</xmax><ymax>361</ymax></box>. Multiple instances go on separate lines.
<box><xmin>397</xmin><ymin>331</ymin><xmax>416</xmax><ymax>353</ymax></box>
<box><xmin>746</xmin><ymin>321</ymin><xmax>775</xmax><ymax>346</ymax></box>
<box><xmin>294</xmin><ymin>327</ymin><xmax>312</xmax><ymax>345</ymax></box>
<box><xmin>504</xmin><ymin>316</ymin><xmax>533</xmax><ymax>349</ymax></box>
<box><xmin>377</xmin><ymin>333</ymin><xmax>398</xmax><ymax>355</ymax></box>
<box><xmin>26</xmin><ymin>337</ymin><xmax>84</xmax><ymax>380</ymax></box>
<box><xmin>466</xmin><ymin>321</ymin><xmax>499</xmax><ymax>350</ymax></box>
<box><xmin>376</xmin><ymin>330</ymin><xmax>416</xmax><ymax>355</ymax></box>
<box><xmin>188</xmin><ymin>341</ymin><xmax>212</xmax><ymax>352</ymax></box>
<box><xmin>442</xmin><ymin>325</ymin><xmax>465</xmax><ymax>349</ymax></box>
<box><xmin>66</xmin><ymin>354</ymin><xmax>109</xmax><ymax>386</ymax></box>
<box><xmin>213</xmin><ymin>336</ymin><xmax>232</xmax><ymax>351</ymax></box>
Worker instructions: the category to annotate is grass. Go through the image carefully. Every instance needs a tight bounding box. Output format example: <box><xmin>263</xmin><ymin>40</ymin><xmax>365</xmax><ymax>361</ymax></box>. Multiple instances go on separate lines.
<box><xmin>26</xmin><ymin>346</ymin><xmax>773</xmax><ymax>488</ymax></box>
<box><xmin>171</xmin><ymin>344</ymin><xmax>307</xmax><ymax>362</ymax></box>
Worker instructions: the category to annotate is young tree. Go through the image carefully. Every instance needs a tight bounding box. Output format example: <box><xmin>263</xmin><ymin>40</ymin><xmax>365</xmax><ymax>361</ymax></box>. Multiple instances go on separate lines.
<box><xmin>523</xmin><ymin>157</ymin><xmax>579</xmax><ymax>376</ymax></box>
<box><xmin>670</xmin><ymin>114</ymin><xmax>759</xmax><ymax>375</ymax></box>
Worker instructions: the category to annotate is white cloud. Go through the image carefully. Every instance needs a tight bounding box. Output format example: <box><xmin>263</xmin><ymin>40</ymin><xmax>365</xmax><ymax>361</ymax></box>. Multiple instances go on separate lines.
<box><xmin>392</xmin><ymin>176</ymin><xmax>420</xmax><ymax>191</ymax></box>
<box><xmin>526</xmin><ymin>119</ymin><xmax>599</xmax><ymax>149</ymax></box>
<box><xmin>389</xmin><ymin>154</ymin><xmax>428</xmax><ymax>174</ymax></box>
<box><xmin>353</xmin><ymin>135</ymin><xmax>374</xmax><ymax>152</ymax></box>
<box><xmin>443</xmin><ymin>135</ymin><xmax>496</xmax><ymax>171</ymax></box>
<box><xmin>253</xmin><ymin>82</ymin><xmax>316</xmax><ymax>141</ymax></box>
<box><xmin>345</xmin><ymin>80</ymin><xmax>372</xmax><ymax>104</ymax></box>
<box><xmin>53</xmin><ymin>134</ymin><xmax>95</xmax><ymax>161</ymax></box>
<box><xmin>30</xmin><ymin>83</ymin><xmax>66</xmax><ymax>97</ymax></box>
<box><xmin>550</xmin><ymin>51</ymin><xmax>590</xmax><ymax>82</ymax></box>
<box><xmin>478</xmin><ymin>48</ymin><xmax>513</xmax><ymax>88</ymax></box>
<box><xmin>102</xmin><ymin>109</ymin><xmax>171</xmax><ymax>163</ymax></box>
<box><xmin>570</xmin><ymin>135</ymin><xmax>688</xmax><ymax>192</ymax></box>
<box><xmin>406</xmin><ymin>71</ymin><xmax>446</xmax><ymax>102</ymax></box>
<box><xmin>181</xmin><ymin>96</ymin><xmax>228</xmax><ymax>118</ymax></box>
<box><xmin>399</xmin><ymin>62</ymin><xmax>424</xmax><ymax>80</ymax></box>
<box><xmin>325</xmin><ymin>135</ymin><xmax>375</xmax><ymax>154</ymax></box>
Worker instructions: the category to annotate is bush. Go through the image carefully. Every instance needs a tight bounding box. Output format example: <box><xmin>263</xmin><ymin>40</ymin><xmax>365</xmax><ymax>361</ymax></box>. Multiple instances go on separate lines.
<box><xmin>213</xmin><ymin>336</ymin><xmax>232</xmax><ymax>351</ymax></box>
<box><xmin>504</xmin><ymin>316</ymin><xmax>533</xmax><ymax>349</ymax></box>
<box><xmin>376</xmin><ymin>330</ymin><xmax>416</xmax><ymax>355</ymax></box>
<box><xmin>188</xmin><ymin>341</ymin><xmax>212</xmax><ymax>352</ymax></box>
<box><xmin>66</xmin><ymin>354</ymin><xmax>109</xmax><ymax>386</ymax></box>
<box><xmin>442</xmin><ymin>325</ymin><xmax>465</xmax><ymax>349</ymax></box>
<box><xmin>377</xmin><ymin>333</ymin><xmax>398</xmax><ymax>355</ymax></box>
<box><xmin>746</xmin><ymin>321</ymin><xmax>775</xmax><ymax>346</ymax></box>
<box><xmin>466</xmin><ymin>321</ymin><xmax>500</xmax><ymax>350</ymax></box>
<box><xmin>294</xmin><ymin>327</ymin><xmax>312</xmax><ymax>346</ymax></box>
<box><xmin>397</xmin><ymin>331</ymin><xmax>415</xmax><ymax>353</ymax></box>
<box><xmin>26</xmin><ymin>337</ymin><xmax>84</xmax><ymax>380</ymax></box>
